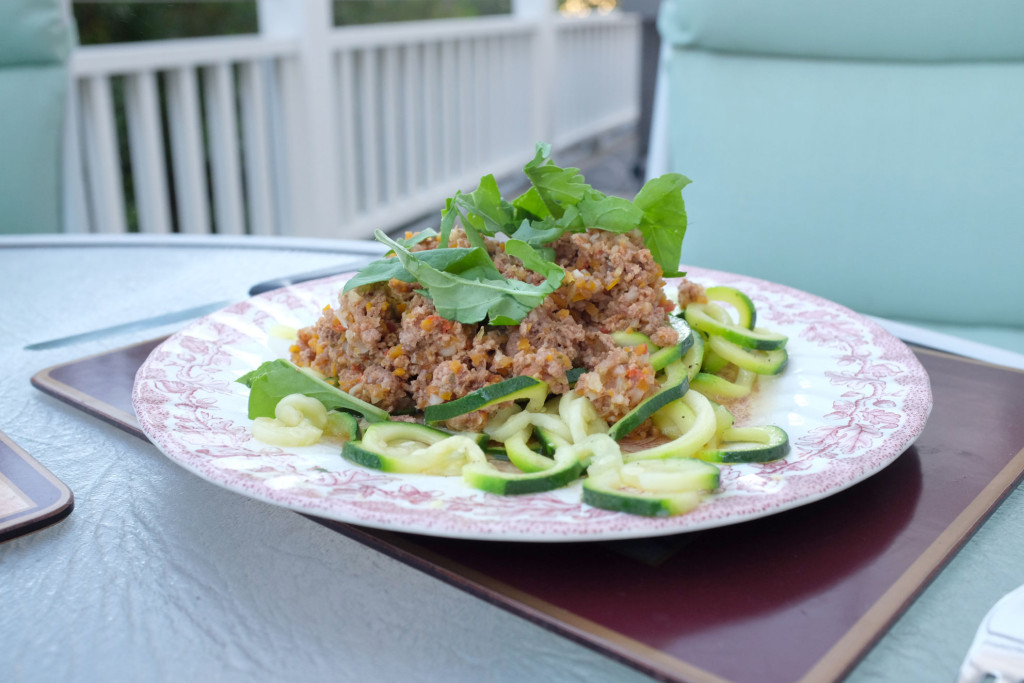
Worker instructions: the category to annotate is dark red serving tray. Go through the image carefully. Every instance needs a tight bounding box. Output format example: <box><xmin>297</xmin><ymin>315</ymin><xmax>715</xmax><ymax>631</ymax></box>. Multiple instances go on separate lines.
<box><xmin>31</xmin><ymin>340</ymin><xmax>1024</xmax><ymax>682</ymax></box>
<box><xmin>0</xmin><ymin>430</ymin><xmax>74</xmax><ymax>543</ymax></box>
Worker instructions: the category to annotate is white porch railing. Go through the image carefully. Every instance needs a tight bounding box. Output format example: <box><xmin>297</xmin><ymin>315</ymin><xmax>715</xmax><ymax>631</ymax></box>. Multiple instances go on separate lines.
<box><xmin>62</xmin><ymin>2</ymin><xmax>641</xmax><ymax>238</ymax></box>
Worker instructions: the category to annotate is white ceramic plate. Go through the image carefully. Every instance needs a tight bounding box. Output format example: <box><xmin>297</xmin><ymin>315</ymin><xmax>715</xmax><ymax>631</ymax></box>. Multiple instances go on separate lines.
<box><xmin>133</xmin><ymin>268</ymin><xmax>932</xmax><ymax>542</ymax></box>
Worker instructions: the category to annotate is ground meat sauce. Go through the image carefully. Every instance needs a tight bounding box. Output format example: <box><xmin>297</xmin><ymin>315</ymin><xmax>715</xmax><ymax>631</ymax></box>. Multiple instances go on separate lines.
<box><xmin>291</xmin><ymin>227</ymin><xmax>680</xmax><ymax>433</ymax></box>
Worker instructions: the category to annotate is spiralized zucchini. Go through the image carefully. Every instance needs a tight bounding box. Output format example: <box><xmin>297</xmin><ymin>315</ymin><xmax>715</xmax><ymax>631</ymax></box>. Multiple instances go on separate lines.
<box><xmin>245</xmin><ymin>283</ymin><xmax>792</xmax><ymax>517</ymax></box>
<box><xmin>252</xmin><ymin>393</ymin><xmax>328</xmax><ymax>447</ymax></box>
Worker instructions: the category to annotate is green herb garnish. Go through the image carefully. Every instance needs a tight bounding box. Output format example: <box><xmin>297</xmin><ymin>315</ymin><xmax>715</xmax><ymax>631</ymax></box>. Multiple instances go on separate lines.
<box><xmin>344</xmin><ymin>143</ymin><xmax>691</xmax><ymax>323</ymax></box>
<box><xmin>237</xmin><ymin>359</ymin><xmax>389</xmax><ymax>422</ymax></box>
<box><xmin>375</xmin><ymin>233</ymin><xmax>564</xmax><ymax>325</ymax></box>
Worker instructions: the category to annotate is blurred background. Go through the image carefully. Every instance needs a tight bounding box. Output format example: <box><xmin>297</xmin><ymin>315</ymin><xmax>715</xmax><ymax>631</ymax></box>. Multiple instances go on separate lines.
<box><xmin>5</xmin><ymin>0</ymin><xmax>1022</xmax><ymax>353</ymax></box>
<box><xmin>43</xmin><ymin>0</ymin><xmax>653</xmax><ymax>238</ymax></box>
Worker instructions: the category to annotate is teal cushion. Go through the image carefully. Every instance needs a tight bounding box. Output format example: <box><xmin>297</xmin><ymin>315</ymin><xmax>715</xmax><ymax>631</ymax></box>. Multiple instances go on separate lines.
<box><xmin>0</xmin><ymin>67</ymin><xmax>67</xmax><ymax>234</ymax></box>
<box><xmin>0</xmin><ymin>0</ymin><xmax>72</xmax><ymax>235</ymax></box>
<box><xmin>658</xmin><ymin>0</ymin><xmax>1024</xmax><ymax>61</ymax></box>
<box><xmin>0</xmin><ymin>0</ymin><xmax>71</xmax><ymax>66</ymax></box>
<box><xmin>664</xmin><ymin>50</ymin><xmax>1024</xmax><ymax>327</ymax></box>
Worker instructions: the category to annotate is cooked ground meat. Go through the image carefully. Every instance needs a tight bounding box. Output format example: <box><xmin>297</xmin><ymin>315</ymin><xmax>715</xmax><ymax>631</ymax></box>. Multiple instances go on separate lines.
<box><xmin>677</xmin><ymin>277</ymin><xmax>708</xmax><ymax>308</ymax></box>
<box><xmin>291</xmin><ymin>227</ymin><xmax>679</xmax><ymax>429</ymax></box>
<box><xmin>574</xmin><ymin>345</ymin><xmax>657</xmax><ymax>424</ymax></box>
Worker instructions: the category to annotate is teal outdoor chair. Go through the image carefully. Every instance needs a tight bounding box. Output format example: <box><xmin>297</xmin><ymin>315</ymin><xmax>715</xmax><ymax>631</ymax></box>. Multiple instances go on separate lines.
<box><xmin>649</xmin><ymin>0</ymin><xmax>1024</xmax><ymax>355</ymax></box>
<box><xmin>0</xmin><ymin>0</ymin><xmax>75</xmax><ymax>234</ymax></box>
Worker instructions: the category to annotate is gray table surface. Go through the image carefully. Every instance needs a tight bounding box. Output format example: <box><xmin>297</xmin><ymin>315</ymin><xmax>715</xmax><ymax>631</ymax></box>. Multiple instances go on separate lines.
<box><xmin>2</xmin><ymin>235</ymin><xmax>1022</xmax><ymax>683</ymax></box>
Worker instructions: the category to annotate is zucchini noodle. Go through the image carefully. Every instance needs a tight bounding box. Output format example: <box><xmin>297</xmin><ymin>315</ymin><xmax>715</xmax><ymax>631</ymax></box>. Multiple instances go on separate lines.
<box><xmin>245</xmin><ymin>283</ymin><xmax>793</xmax><ymax>517</ymax></box>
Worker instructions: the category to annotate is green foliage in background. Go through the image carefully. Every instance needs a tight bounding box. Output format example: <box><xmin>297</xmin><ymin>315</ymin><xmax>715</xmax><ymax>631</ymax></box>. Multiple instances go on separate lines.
<box><xmin>335</xmin><ymin>0</ymin><xmax>510</xmax><ymax>25</ymax></box>
<box><xmin>74</xmin><ymin>2</ymin><xmax>258</xmax><ymax>44</ymax></box>
<box><xmin>73</xmin><ymin>0</ymin><xmax>512</xmax><ymax>45</ymax></box>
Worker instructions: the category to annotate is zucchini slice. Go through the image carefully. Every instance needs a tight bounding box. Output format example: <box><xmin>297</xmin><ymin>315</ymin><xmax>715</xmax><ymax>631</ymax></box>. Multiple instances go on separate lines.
<box><xmin>619</xmin><ymin>458</ymin><xmax>720</xmax><ymax>493</ymax></box>
<box><xmin>342</xmin><ymin>422</ymin><xmax>480</xmax><ymax>475</ymax></box>
<box><xmin>700</xmin><ymin>347</ymin><xmax>731</xmax><ymax>375</ymax></box>
<box><xmin>684</xmin><ymin>304</ymin><xmax>788</xmax><ymax>351</ymax></box>
<box><xmin>462</xmin><ymin>440</ymin><xmax>583</xmax><ymax>495</ymax></box>
<box><xmin>623</xmin><ymin>389</ymin><xmax>718</xmax><ymax>462</ymax></box>
<box><xmin>325</xmin><ymin>410</ymin><xmax>360</xmax><ymax>441</ymax></box>
<box><xmin>650</xmin><ymin>342</ymin><xmax>684</xmax><ymax>372</ymax></box>
<box><xmin>696</xmin><ymin>425</ymin><xmax>790</xmax><ymax>463</ymax></box>
<box><xmin>679</xmin><ymin>328</ymin><xmax>705</xmax><ymax>382</ymax></box>
<box><xmin>611</xmin><ymin>330</ymin><xmax>652</xmax><ymax>348</ymax></box>
<box><xmin>583</xmin><ymin>447</ymin><xmax>719</xmax><ymax>517</ymax></box>
<box><xmin>689</xmin><ymin>369</ymin><xmax>757</xmax><ymax>401</ymax></box>
<box><xmin>607</xmin><ymin>375</ymin><xmax>689</xmax><ymax>441</ymax></box>
<box><xmin>558</xmin><ymin>391</ymin><xmax>609</xmax><ymax>445</ymax></box>
<box><xmin>251</xmin><ymin>393</ymin><xmax>327</xmax><ymax>447</ymax></box>
<box><xmin>707</xmin><ymin>335</ymin><xmax>788</xmax><ymax>375</ymax></box>
<box><xmin>503</xmin><ymin>433</ymin><xmax>557</xmax><ymax>474</ymax></box>
<box><xmin>534</xmin><ymin>425</ymin><xmax>571</xmax><ymax>456</ymax></box>
<box><xmin>704</xmin><ymin>286</ymin><xmax>757</xmax><ymax>330</ymax></box>
<box><xmin>611</xmin><ymin>329</ymin><xmax>682</xmax><ymax>372</ymax></box>
<box><xmin>424</xmin><ymin>375</ymin><xmax>548</xmax><ymax>424</ymax></box>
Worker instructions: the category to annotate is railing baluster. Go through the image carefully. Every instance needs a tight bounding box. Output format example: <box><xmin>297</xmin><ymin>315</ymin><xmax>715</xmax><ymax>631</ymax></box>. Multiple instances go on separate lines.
<box><xmin>401</xmin><ymin>44</ymin><xmax>418</xmax><ymax>198</ymax></box>
<box><xmin>440</xmin><ymin>40</ymin><xmax>456</xmax><ymax>179</ymax></box>
<box><xmin>422</xmin><ymin>42</ymin><xmax>439</xmax><ymax>185</ymax></box>
<box><xmin>359</xmin><ymin>49</ymin><xmax>380</xmax><ymax>213</ymax></box>
<box><xmin>66</xmin><ymin>15</ymin><xmax>640</xmax><ymax>238</ymax></box>
<box><xmin>457</xmin><ymin>38</ymin><xmax>472</xmax><ymax>173</ymax></box>
<box><xmin>202</xmin><ymin>62</ymin><xmax>246</xmax><ymax>235</ymax></box>
<box><xmin>477</xmin><ymin>37</ymin><xmax>490</xmax><ymax>166</ymax></box>
<box><xmin>124</xmin><ymin>71</ymin><xmax>172</xmax><ymax>234</ymax></box>
<box><xmin>165</xmin><ymin>66</ymin><xmax>211</xmax><ymax>234</ymax></box>
<box><xmin>382</xmin><ymin>46</ymin><xmax>400</xmax><ymax>204</ymax></box>
<box><xmin>335</xmin><ymin>49</ymin><xmax>358</xmax><ymax>224</ymax></box>
<box><xmin>238</xmin><ymin>61</ymin><xmax>275</xmax><ymax>235</ymax></box>
<box><xmin>79</xmin><ymin>75</ymin><xmax>127</xmax><ymax>234</ymax></box>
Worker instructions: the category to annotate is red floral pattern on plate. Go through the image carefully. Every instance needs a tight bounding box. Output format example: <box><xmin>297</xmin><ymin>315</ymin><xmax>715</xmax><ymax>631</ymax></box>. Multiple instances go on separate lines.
<box><xmin>132</xmin><ymin>268</ymin><xmax>932</xmax><ymax>542</ymax></box>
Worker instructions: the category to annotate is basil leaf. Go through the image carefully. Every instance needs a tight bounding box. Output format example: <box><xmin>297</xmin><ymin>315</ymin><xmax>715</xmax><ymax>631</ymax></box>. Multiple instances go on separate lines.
<box><xmin>634</xmin><ymin>173</ymin><xmax>692</xmax><ymax>277</ymax></box>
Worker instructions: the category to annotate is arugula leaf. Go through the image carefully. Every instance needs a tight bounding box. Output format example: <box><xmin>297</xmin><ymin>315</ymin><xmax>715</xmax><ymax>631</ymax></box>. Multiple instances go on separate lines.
<box><xmin>374</xmin><ymin>231</ymin><xmax>564</xmax><ymax>324</ymax></box>
<box><xmin>439</xmin><ymin>197</ymin><xmax>458</xmax><ymax>248</ymax></box>
<box><xmin>522</xmin><ymin>143</ymin><xmax>592</xmax><ymax>218</ymax></box>
<box><xmin>488</xmin><ymin>239</ymin><xmax>566</xmax><ymax>324</ymax></box>
<box><xmin>342</xmin><ymin>248</ymin><xmax>483</xmax><ymax>292</ymax></box>
<box><xmin>578</xmin><ymin>194</ymin><xmax>643</xmax><ymax>233</ymax></box>
<box><xmin>519</xmin><ymin>144</ymin><xmax>644</xmax><ymax>235</ymax></box>
<box><xmin>237</xmin><ymin>359</ymin><xmax>389</xmax><ymax>422</ymax></box>
<box><xmin>396</xmin><ymin>227</ymin><xmax>438</xmax><ymax>248</ymax></box>
<box><xmin>450</xmin><ymin>174</ymin><xmax>516</xmax><ymax>237</ymax></box>
<box><xmin>341</xmin><ymin>257</ymin><xmax>413</xmax><ymax>291</ymax></box>
<box><xmin>633</xmin><ymin>173</ymin><xmax>692</xmax><ymax>277</ymax></box>
<box><xmin>439</xmin><ymin>196</ymin><xmax>487</xmax><ymax>250</ymax></box>
<box><xmin>508</xmin><ymin>217</ymin><xmax>568</xmax><ymax>247</ymax></box>
<box><xmin>341</xmin><ymin>144</ymin><xmax>692</xmax><ymax>326</ymax></box>
<box><xmin>511</xmin><ymin>186</ymin><xmax>550</xmax><ymax>220</ymax></box>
